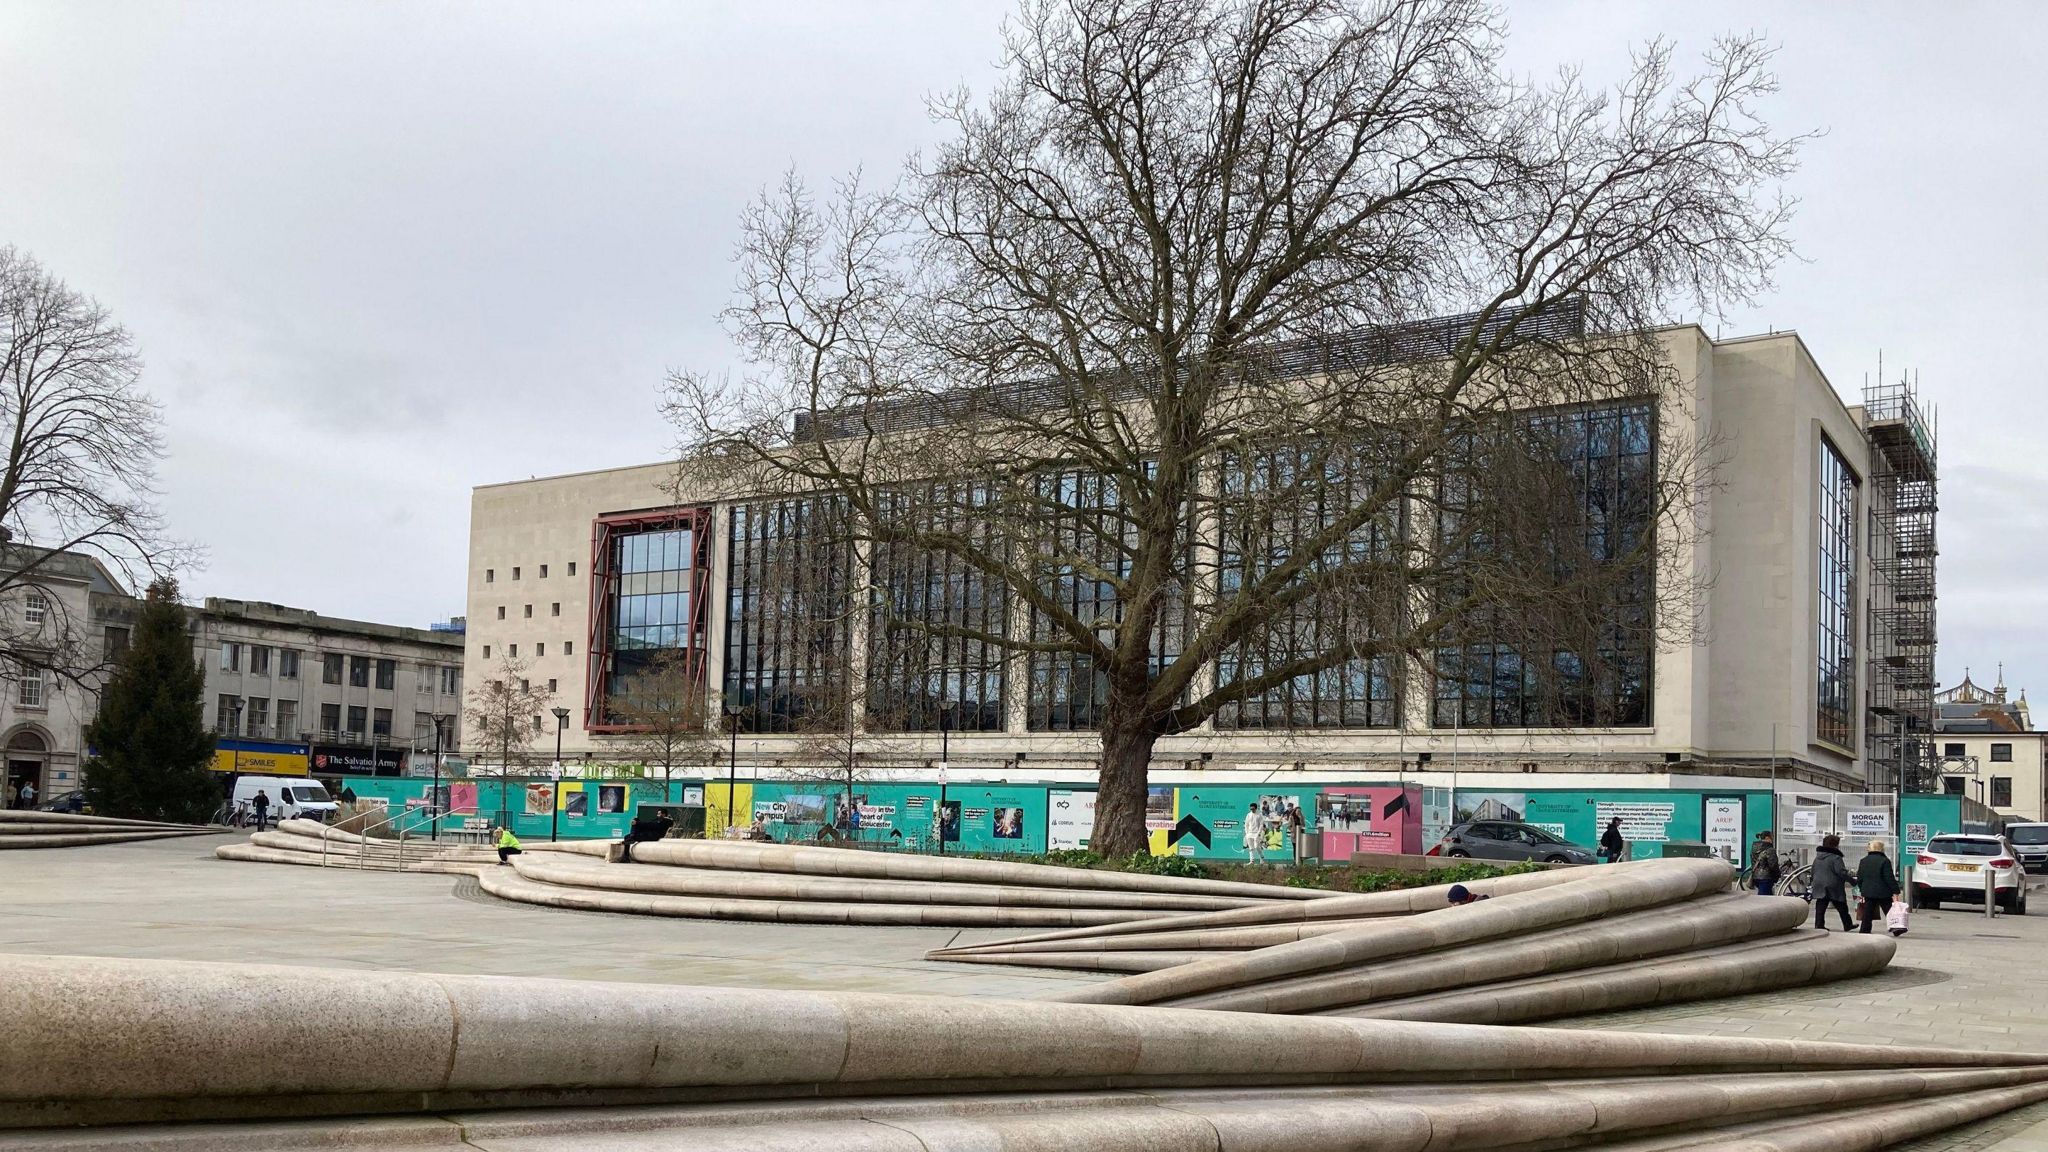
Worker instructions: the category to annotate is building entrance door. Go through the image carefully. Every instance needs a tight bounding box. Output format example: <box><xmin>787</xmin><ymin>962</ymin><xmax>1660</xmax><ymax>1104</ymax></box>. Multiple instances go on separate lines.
<box><xmin>6</xmin><ymin>760</ymin><xmax>42</xmax><ymax>809</ymax></box>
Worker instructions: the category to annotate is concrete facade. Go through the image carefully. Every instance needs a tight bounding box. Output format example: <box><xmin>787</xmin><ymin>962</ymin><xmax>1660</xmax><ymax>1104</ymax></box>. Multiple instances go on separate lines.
<box><xmin>464</xmin><ymin>327</ymin><xmax>1911</xmax><ymax>793</ymax></box>
<box><xmin>195</xmin><ymin>598</ymin><xmax>467</xmax><ymax>772</ymax></box>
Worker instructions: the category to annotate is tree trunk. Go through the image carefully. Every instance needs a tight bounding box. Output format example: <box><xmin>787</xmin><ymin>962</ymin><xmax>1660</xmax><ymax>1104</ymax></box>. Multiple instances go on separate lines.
<box><xmin>1090</xmin><ymin>717</ymin><xmax>1161</xmax><ymax>858</ymax></box>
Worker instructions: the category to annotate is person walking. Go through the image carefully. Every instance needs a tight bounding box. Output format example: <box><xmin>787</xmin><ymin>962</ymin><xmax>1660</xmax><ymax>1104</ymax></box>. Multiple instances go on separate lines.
<box><xmin>17</xmin><ymin>780</ymin><xmax>35</xmax><ymax>809</ymax></box>
<box><xmin>1599</xmin><ymin>817</ymin><xmax>1626</xmax><ymax>864</ymax></box>
<box><xmin>1242</xmin><ymin>804</ymin><xmax>1267</xmax><ymax>866</ymax></box>
<box><xmin>251</xmin><ymin>789</ymin><xmax>271</xmax><ymax>832</ymax></box>
<box><xmin>1287</xmin><ymin>801</ymin><xmax>1308</xmax><ymax>865</ymax></box>
<box><xmin>1811</xmin><ymin>833</ymin><xmax>1854</xmax><ymax>930</ymax></box>
<box><xmin>495</xmin><ymin>825</ymin><xmax>523</xmax><ymax>865</ymax></box>
<box><xmin>1749</xmin><ymin>830</ymin><xmax>1782</xmax><ymax>895</ymax></box>
<box><xmin>1856</xmin><ymin>840</ymin><xmax>1902</xmax><ymax>934</ymax></box>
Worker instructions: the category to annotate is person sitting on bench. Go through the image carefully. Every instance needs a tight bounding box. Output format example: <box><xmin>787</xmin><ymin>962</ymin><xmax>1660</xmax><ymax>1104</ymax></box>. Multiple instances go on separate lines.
<box><xmin>620</xmin><ymin>811</ymin><xmax>674</xmax><ymax>863</ymax></box>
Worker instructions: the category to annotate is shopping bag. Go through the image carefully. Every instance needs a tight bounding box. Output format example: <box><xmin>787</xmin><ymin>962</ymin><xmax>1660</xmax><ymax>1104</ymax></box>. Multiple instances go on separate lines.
<box><xmin>1886</xmin><ymin>901</ymin><xmax>1910</xmax><ymax>936</ymax></box>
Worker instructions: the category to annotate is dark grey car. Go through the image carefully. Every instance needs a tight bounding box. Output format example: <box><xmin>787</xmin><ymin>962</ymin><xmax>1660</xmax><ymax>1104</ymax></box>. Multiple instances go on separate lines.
<box><xmin>1440</xmin><ymin>820</ymin><xmax>1596</xmax><ymax>864</ymax></box>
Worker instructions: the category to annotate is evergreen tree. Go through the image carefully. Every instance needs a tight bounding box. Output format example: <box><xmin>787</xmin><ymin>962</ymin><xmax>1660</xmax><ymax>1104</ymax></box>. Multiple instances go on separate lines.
<box><xmin>83</xmin><ymin>578</ymin><xmax>217</xmax><ymax>822</ymax></box>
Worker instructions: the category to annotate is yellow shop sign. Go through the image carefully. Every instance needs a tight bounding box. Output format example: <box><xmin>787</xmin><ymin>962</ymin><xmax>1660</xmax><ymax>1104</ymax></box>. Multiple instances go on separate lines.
<box><xmin>210</xmin><ymin>748</ymin><xmax>310</xmax><ymax>776</ymax></box>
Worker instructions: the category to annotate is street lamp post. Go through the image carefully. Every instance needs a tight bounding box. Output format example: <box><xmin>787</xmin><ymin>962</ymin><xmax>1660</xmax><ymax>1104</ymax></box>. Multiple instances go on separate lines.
<box><xmin>722</xmin><ymin>704</ymin><xmax>741</xmax><ymax>834</ymax></box>
<box><xmin>550</xmin><ymin>707</ymin><xmax>569</xmax><ymax>842</ymax></box>
<box><xmin>430</xmin><ymin>714</ymin><xmax>449</xmax><ymax>841</ymax></box>
<box><xmin>937</xmin><ymin>702</ymin><xmax>956</xmax><ymax>856</ymax></box>
<box><xmin>229</xmin><ymin>699</ymin><xmax>243</xmax><ymax>777</ymax></box>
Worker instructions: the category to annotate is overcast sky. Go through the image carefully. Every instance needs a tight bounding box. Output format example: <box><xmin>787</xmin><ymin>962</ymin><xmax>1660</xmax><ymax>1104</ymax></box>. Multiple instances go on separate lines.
<box><xmin>0</xmin><ymin>2</ymin><xmax>2039</xmax><ymax>701</ymax></box>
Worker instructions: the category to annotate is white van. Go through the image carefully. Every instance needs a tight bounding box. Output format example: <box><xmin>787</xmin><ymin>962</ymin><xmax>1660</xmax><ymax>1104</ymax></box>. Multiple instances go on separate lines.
<box><xmin>2006</xmin><ymin>822</ymin><xmax>2048</xmax><ymax>872</ymax></box>
<box><xmin>231</xmin><ymin>776</ymin><xmax>338</xmax><ymax>824</ymax></box>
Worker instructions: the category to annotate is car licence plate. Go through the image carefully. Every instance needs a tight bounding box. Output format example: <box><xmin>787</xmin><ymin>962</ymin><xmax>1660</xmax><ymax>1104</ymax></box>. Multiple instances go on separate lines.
<box><xmin>1954</xmin><ymin>863</ymin><xmax>1981</xmax><ymax>873</ymax></box>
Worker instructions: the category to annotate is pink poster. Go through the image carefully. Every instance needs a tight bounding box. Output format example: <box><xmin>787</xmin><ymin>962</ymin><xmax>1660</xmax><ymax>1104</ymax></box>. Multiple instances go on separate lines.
<box><xmin>1317</xmin><ymin>784</ymin><xmax>1423</xmax><ymax>858</ymax></box>
<box><xmin>450</xmin><ymin>781</ymin><xmax>478</xmax><ymax>815</ymax></box>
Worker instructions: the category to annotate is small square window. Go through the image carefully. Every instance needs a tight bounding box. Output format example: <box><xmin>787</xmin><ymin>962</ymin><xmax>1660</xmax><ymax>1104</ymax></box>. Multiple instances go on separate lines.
<box><xmin>568</xmin><ymin>561</ymin><xmax>577</xmax><ymax>576</ymax></box>
<box><xmin>548</xmin><ymin>678</ymin><xmax>558</xmax><ymax>693</ymax></box>
<box><xmin>509</xmin><ymin>644</ymin><xmax>518</xmax><ymax>657</ymax></box>
<box><xmin>536</xmin><ymin>643</ymin><xmax>546</xmax><ymax>657</ymax></box>
<box><xmin>1992</xmin><ymin>743</ymin><xmax>2014</xmax><ymax>763</ymax></box>
<box><xmin>524</xmin><ymin>604</ymin><xmax>533</xmax><ymax>618</ymax></box>
<box><xmin>551</xmin><ymin>603</ymin><xmax>560</xmax><ymax>617</ymax></box>
<box><xmin>540</xmin><ymin>564</ymin><xmax>549</xmax><ymax>578</ymax></box>
<box><xmin>483</xmin><ymin>645</ymin><xmax>491</xmax><ymax>659</ymax></box>
<box><xmin>486</xmin><ymin>569</ymin><xmax>495</xmax><ymax>583</ymax></box>
<box><xmin>520</xmin><ymin>679</ymin><xmax>530</xmax><ymax>691</ymax></box>
<box><xmin>497</xmin><ymin>606</ymin><xmax>506</xmax><ymax>620</ymax></box>
<box><xmin>1944</xmin><ymin>742</ymin><xmax>1965</xmax><ymax>759</ymax></box>
<box><xmin>512</xmin><ymin>566</ymin><xmax>521</xmax><ymax>580</ymax></box>
<box><xmin>564</xmin><ymin>640</ymin><xmax>574</xmax><ymax>656</ymax></box>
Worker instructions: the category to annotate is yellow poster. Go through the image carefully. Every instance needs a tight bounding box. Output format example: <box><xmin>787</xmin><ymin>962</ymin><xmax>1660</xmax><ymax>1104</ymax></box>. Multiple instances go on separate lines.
<box><xmin>704</xmin><ymin>782</ymin><xmax>754</xmax><ymax>833</ymax></box>
<box><xmin>210</xmin><ymin>748</ymin><xmax>309</xmax><ymax>776</ymax></box>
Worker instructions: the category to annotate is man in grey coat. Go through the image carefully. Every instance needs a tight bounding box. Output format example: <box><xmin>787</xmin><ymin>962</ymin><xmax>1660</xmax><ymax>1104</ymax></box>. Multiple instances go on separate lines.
<box><xmin>1811</xmin><ymin>833</ymin><xmax>1854</xmax><ymax>930</ymax></box>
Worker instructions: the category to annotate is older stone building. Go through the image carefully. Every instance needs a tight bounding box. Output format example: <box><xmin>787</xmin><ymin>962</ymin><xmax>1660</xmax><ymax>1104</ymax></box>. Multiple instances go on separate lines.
<box><xmin>196</xmin><ymin>599</ymin><xmax>465</xmax><ymax>779</ymax></box>
<box><xmin>0</xmin><ymin>548</ymin><xmax>129</xmax><ymax>808</ymax></box>
<box><xmin>1934</xmin><ymin>669</ymin><xmax>2042</xmax><ymax>822</ymax></box>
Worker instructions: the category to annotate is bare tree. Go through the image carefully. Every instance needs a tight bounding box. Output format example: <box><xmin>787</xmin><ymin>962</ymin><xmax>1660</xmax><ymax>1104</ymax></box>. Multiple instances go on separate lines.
<box><xmin>778</xmin><ymin>686</ymin><xmax>911</xmax><ymax>842</ymax></box>
<box><xmin>0</xmin><ymin>247</ymin><xmax>190</xmax><ymax>686</ymax></box>
<box><xmin>463</xmin><ymin>655</ymin><xmax>556</xmax><ymax>820</ymax></box>
<box><xmin>670</xmin><ymin>0</ymin><xmax>1802</xmax><ymax>855</ymax></box>
<box><xmin>603</xmin><ymin>650</ymin><xmax>721</xmax><ymax>786</ymax></box>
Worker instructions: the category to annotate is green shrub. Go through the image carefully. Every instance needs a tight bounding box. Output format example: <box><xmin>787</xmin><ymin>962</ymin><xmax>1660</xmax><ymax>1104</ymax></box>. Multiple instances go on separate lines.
<box><xmin>1116</xmin><ymin>851</ymin><xmax>1207</xmax><ymax>879</ymax></box>
<box><xmin>1034</xmin><ymin>849</ymin><xmax>1105</xmax><ymax>869</ymax></box>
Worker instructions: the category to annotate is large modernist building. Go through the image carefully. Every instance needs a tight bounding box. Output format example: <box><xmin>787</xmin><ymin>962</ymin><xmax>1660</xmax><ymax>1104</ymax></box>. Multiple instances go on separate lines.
<box><xmin>465</xmin><ymin>322</ymin><xmax>1939</xmax><ymax>797</ymax></box>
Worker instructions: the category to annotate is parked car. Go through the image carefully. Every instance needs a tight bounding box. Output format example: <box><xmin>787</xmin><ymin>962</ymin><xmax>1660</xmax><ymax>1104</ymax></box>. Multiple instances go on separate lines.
<box><xmin>1436</xmin><ymin>820</ymin><xmax>1597</xmax><ymax>864</ymax></box>
<box><xmin>2005</xmin><ymin>822</ymin><xmax>2048</xmax><ymax>873</ymax></box>
<box><xmin>36</xmin><ymin>790</ymin><xmax>88</xmax><ymax>814</ymax></box>
<box><xmin>1911</xmin><ymin>833</ymin><xmax>2027</xmax><ymax>914</ymax></box>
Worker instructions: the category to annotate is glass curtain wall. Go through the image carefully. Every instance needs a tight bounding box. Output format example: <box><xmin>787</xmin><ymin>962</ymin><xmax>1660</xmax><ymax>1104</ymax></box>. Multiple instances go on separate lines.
<box><xmin>1024</xmin><ymin>467</ymin><xmax>1184</xmax><ymax>731</ymax></box>
<box><xmin>1432</xmin><ymin>400</ymin><xmax>1656</xmax><ymax>728</ymax></box>
<box><xmin>605</xmin><ymin>524</ymin><xmax>707</xmax><ymax>711</ymax></box>
<box><xmin>1815</xmin><ymin>438</ymin><xmax>1858</xmax><ymax>748</ymax></box>
<box><xmin>1214</xmin><ymin>446</ymin><xmax>1402</xmax><ymax>728</ymax></box>
<box><xmin>865</xmin><ymin>484</ymin><xmax>1007</xmax><ymax>731</ymax></box>
<box><xmin>724</xmin><ymin>497</ymin><xmax>851</xmax><ymax>732</ymax></box>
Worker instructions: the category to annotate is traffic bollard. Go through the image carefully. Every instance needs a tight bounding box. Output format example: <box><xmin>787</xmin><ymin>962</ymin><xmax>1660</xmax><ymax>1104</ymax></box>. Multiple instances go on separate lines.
<box><xmin>1986</xmin><ymin>867</ymin><xmax>1996</xmax><ymax>919</ymax></box>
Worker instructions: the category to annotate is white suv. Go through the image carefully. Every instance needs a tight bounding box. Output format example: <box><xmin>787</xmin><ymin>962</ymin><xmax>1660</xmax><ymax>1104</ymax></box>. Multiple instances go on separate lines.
<box><xmin>1911</xmin><ymin>833</ymin><xmax>2027</xmax><ymax>914</ymax></box>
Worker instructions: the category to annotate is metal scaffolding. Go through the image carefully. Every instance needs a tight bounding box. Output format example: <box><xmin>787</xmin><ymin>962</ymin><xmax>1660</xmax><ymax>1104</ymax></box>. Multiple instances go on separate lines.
<box><xmin>1863</xmin><ymin>373</ymin><xmax>1938</xmax><ymax>794</ymax></box>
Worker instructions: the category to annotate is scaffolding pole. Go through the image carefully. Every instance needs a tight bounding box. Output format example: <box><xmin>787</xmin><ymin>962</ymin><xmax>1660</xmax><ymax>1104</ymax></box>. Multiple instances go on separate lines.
<box><xmin>1863</xmin><ymin>373</ymin><xmax>1938</xmax><ymax>795</ymax></box>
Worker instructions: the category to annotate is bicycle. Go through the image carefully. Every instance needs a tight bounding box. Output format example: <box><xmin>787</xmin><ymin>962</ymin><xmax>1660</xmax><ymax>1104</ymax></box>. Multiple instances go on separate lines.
<box><xmin>1739</xmin><ymin>851</ymin><xmax>1811</xmax><ymax>902</ymax></box>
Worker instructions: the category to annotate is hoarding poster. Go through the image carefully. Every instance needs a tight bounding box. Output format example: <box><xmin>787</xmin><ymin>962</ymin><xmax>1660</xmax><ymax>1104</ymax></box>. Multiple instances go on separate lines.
<box><xmin>449</xmin><ymin>781</ymin><xmax>478</xmax><ymax>815</ymax></box>
<box><xmin>1317</xmin><ymin>784</ymin><xmax>1423</xmax><ymax>858</ymax></box>
<box><xmin>523</xmin><ymin>783</ymin><xmax>553</xmax><ymax>816</ymax></box>
<box><xmin>560</xmin><ymin>783</ymin><xmax>588</xmax><ymax>818</ymax></box>
<box><xmin>1703</xmin><ymin>797</ymin><xmax>1745</xmax><ymax>863</ymax></box>
<box><xmin>1047</xmin><ymin>789</ymin><xmax>1096</xmax><ymax>851</ymax></box>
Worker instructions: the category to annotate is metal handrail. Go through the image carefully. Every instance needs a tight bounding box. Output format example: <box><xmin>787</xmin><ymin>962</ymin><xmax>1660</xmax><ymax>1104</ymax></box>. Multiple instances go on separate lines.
<box><xmin>315</xmin><ymin>805</ymin><xmax>443</xmax><ymax>871</ymax></box>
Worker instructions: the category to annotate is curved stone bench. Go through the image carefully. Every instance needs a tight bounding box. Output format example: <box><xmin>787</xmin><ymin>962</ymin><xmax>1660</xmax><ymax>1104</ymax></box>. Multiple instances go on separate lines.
<box><xmin>1338</xmin><ymin>930</ymin><xmax>1898</xmax><ymax>1025</ymax></box>
<box><xmin>0</xmin><ymin>952</ymin><xmax>2043</xmax><ymax>1148</ymax></box>
<box><xmin>631</xmin><ymin>838</ymin><xmax>1327</xmax><ymax>900</ymax></box>
<box><xmin>511</xmin><ymin>852</ymin><xmax>1266</xmax><ymax>912</ymax></box>
<box><xmin>0</xmin><ymin>809</ymin><xmax>214</xmax><ymax>830</ymax></box>
<box><xmin>0</xmin><ymin>808</ymin><xmax>218</xmax><ymax>849</ymax></box>
<box><xmin>476</xmin><ymin>864</ymin><xmax>1179</xmax><ymax>927</ymax></box>
<box><xmin>1047</xmin><ymin>858</ymin><xmax>1738</xmax><ymax>1006</ymax></box>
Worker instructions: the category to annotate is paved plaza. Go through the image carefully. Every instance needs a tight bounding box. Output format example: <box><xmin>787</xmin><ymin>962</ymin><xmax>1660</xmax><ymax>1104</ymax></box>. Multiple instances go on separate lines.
<box><xmin>6</xmin><ymin>835</ymin><xmax>2048</xmax><ymax>1149</ymax></box>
